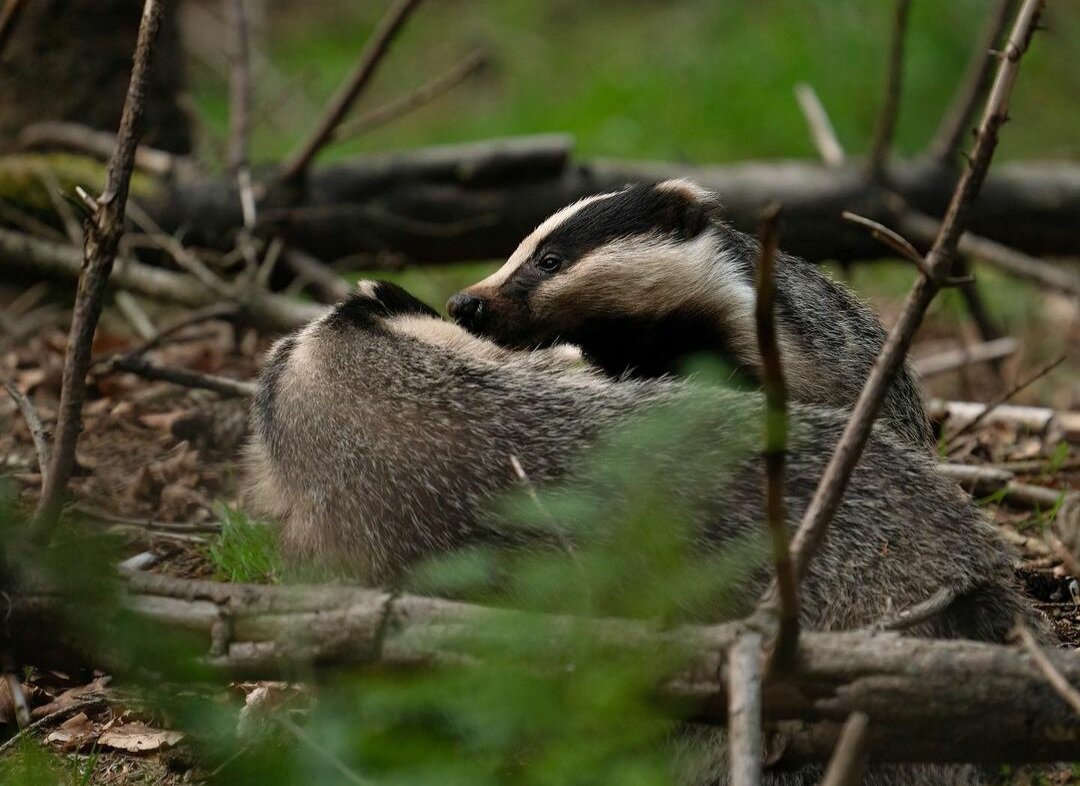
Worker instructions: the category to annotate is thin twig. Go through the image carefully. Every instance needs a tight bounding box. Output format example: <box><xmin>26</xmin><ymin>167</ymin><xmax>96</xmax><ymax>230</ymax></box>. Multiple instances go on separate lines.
<box><xmin>334</xmin><ymin>48</ymin><xmax>488</xmax><ymax>141</ymax></box>
<box><xmin>104</xmin><ymin>354</ymin><xmax>257</xmax><ymax>398</ymax></box>
<box><xmin>753</xmin><ymin>205</ymin><xmax>798</xmax><ymax>669</ymax></box>
<box><xmin>3</xmin><ymin>382</ymin><xmax>50</xmax><ymax>485</ymax></box>
<box><xmin>930</xmin><ymin>0</ymin><xmax>1017</xmax><ymax>164</ymax></box>
<box><xmin>125</xmin><ymin>201</ymin><xmax>233</xmax><ymax>296</ymax></box>
<box><xmin>841</xmin><ymin>211</ymin><xmax>925</xmax><ymax>270</ymax></box>
<box><xmin>866</xmin><ymin>0</ymin><xmax>912</xmax><ymax>182</ymax></box>
<box><xmin>1014</xmin><ymin>620</ymin><xmax>1080</xmax><ymax>716</ymax></box>
<box><xmin>793</xmin><ymin>83</ymin><xmax>845</xmax><ymax>167</ymax></box>
<box><xmin>3</xmin><ymin>669</ymin><xmax>31</xmax><ymax>729</ymax></box>
<box><xmin>19</xmin><ymin>121</ymin><xmax>195</xmax><ymax>180</ymax></box>
<box><xmin>0</xmin><ymin>0</ymin><xmax>28</xmax><ymax>60</ymax></box>
<box><xmin>114</xmin><ymin>291</ymin><xmax>156</xmax><ymax>340</ymax></box>
<box><xmin>913</xmin><ymin>336</ymin><xmax>1018</xmax><ymax>378</ymax></box>
<box><xmin>946</xmin><ymin>354</ymin><xmax>1066</xmax><ymax>446</ymax></box>
<box><xmin>279</xmin><ymin>0</ymin><xmax>424</xmax><ymax>183</ymax></box>
<box><xmin>819</xmin><ymin>712</ymin><xmax>871</xmax><ymax>786</ymax></box>
<box><xmin>0</xmin><ymin>697</ymin><xmax>107</xmax><ymax>756</ymax></box>
<box><xmin>125</xmin><ymin>303</ymin><xmax>239</xmax><ymax>358</ymax></box>
<box><xmin>869</xmin><ymin>586</ymin><xmax>957</xmax><ymax>632</ymax></box>
<box><xmin>31</xmin><ymin>0</ymin><xmax>168</xmax><ymax>545</ymax></box>
<box><xmin>788</xmin><ymin>0</ymin><xmax>1045</xmax><ymax>583</ymax></box>
<box><xmin>225</xmin><ymin>0</ymin><xmax>252</xmax><ymax>176</ymax></box>
<box><xmin>276</xmin><ymin>714</ymin><xmax>376</xmax><ymax>786</ymax></box>
<box><xmin>283</xmin><ymin>247</ymin><xmax>351</xmax><ymax>303</ymax></box>
<box><xmin>900</xmin><ymin>211</ymin><xmax>1080</xmax><ymax>298</ymax></box>
<box><xmin>727</xmin><ymin>632</ymin><xmax>763</xmax><ymax>786</ymax></box>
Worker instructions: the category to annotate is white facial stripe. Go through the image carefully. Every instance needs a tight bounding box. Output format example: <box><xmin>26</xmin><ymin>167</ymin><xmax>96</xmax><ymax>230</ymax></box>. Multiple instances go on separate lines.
<box><xmin>468</xmin><ymin>191</ymin><xmax>622</xmax><ymax>292</ymax></box>
<box><xmin>532</xmin><ymin>231</ymin><xmax>743</xmax><ymax>318</ymax></box>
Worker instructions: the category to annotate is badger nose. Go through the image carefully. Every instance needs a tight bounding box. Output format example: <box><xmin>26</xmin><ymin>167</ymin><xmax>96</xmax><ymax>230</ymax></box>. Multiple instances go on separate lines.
<box><xmin>447</xmin><ymin>292</ymin><xmax>485</xmax><ymax>330</ymax></box>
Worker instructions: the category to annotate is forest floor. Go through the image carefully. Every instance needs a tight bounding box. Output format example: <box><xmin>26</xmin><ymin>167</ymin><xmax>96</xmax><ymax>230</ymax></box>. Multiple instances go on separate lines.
<box><xmin>0</xmin><ymin>264</ymin><xmax>1077</xmax><ymax>784</ymax></box>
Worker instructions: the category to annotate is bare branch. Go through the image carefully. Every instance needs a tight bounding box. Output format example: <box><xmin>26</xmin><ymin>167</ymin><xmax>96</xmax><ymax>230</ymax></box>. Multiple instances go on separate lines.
<box><xmin>793</xmin><ymin>83</ymin><xmax>845</xmax><ymax>167</ymax></box>
<box><xmin>819</xmin><ymin>712</ymin><xmax>870</xmax><ymax>786</ymax></box>
<box><xmin>283</xmin><ymin>247</ymin><xmax>351</xmax><ymax>303</ymax></box>
<box><xmin>869</xmin><ymin>586</ymin><xmax>957</xmax><ymax>632</ymax></box>
<box><xmin>32</xmin><ymin>0</ymin><xmax>167</xmax><ymax>545</ymax></box>
<box><xmin>104</xmin><ymin>354</ymin><xmax>257</xmax><ymax>399</ymax></box>
<box><xmin>19</xmin><ymin>121</ymin><xmax>195</xmax><ymax>180</ymax></box>
<box><xmin>0</xmin><ymin>0</ymin><xmax>28</xmax><ymax>60</ymax></box>
<box><xmin>900</xmin><ymin>211</ymin><xmax>1080</xmax><ymax>297</ymax></box>
<box><xmin>913</xmin><ymin>336</ymin><xmax>1018</xmax><ymax>378</ymax></box>
<box><xmin>727</xmin><ymin>633</ymin><xmax>762</xmax><ymax>786</ymax></box>
<box><xmin>335</xmin><ymin>48</ymin><xmax>488</xmax><ymax>142</ymax></box>
<box><xmin>2</xmin><ymin>670</ymin><xmax>31</xmax><ymax>729</ymax></box>
<box><xmin>753</xmin><ymin>206</ymin><xmax>798</xmax><ymax>668</ymax></box>
<box><xmin>279</xmin><ymin>0</ymin><xmax>424</xmax><ymax>183</ymax></box>
<box><xmin>0</xmin><ymin>228</ymin><xmax>324</xmax><ymax>331</ymax></box>
<box><xmin>937</xmin><ymin>463</ymin><xmax>1070</xmax><ymax>512</ymax></box>
<box><xmin>841</xmin><ymin>211</ymin><xmax>925</xmax><ymax>270</ymax></box>
<box><xmin>2</xmin><ymin>382</ymin><xmax>49</xmax><ymax>486</ymax></box>
<box><xmin>945</xmin><ymin>354</ymin><xmax>1066</xmax><ymax>446</ymax></box>
<box><xmin>1014</xmin><ymin>620</ymin><xmax>1080</xmax><ymax>716</ymax></box>
<box><xmin>866</xmin><ymin>0</ymin><xmax>912</xmax><ymax>182</ymax></box>
<box><xmin>123</xmin><ymin>303</ymin><xmax>239</xmax><ymax>358</ymax></box>
<box><xmin>789</xmin><ymin>0</ymin><xmax>1045</xmax><ymax>582</ymax></box>
<box><xmin>125</xmin><ymin>201</ymin><xmax>233</xmax><ymax>296</ymax></box>
<box><xmin>930</xmin><ymin>0</ymin><xmax>1017</xmax><ymax>164</ymax></box>
<box><xmin>225</xmin><ymin>0</ymin><xmax>252</xmax><ymax>176</ymax></box>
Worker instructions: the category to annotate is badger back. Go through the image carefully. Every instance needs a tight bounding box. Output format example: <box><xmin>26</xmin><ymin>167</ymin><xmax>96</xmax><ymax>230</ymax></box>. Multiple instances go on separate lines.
<box><xmin>245</xmin><ymin>295</ymin><xmax>643</xmax><ymax>582</ymax></box>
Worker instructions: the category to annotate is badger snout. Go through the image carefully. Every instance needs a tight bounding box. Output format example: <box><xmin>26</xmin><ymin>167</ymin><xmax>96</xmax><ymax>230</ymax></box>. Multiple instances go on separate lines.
<box><xmin>447</xmin><ymin>292</ymin><xmax>486</xmax><ymax>331</ymax></box>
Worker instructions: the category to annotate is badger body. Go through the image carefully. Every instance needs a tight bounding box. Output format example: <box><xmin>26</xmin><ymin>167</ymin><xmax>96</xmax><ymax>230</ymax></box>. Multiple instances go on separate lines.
<box><xmin>448</xmin><ymin>180</ymin><xmax>933</xmax><ymax>450</ymax></box>
<box><xmin>246</xmin><ymin>283</ymin><xmax>1037</xmax><ymax>785</ymax></box>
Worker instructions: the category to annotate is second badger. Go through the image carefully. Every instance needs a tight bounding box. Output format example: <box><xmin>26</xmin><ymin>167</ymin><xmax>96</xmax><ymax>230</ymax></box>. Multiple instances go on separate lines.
<box><xmin>448</xmin><ymin>179</ymin><xmax>933</xmax><ymax>449</ymax></box>
<box><xmin>247</xmin><ymin>281</ymin><xmax>1037</xmax><ymax>785</ymax></box>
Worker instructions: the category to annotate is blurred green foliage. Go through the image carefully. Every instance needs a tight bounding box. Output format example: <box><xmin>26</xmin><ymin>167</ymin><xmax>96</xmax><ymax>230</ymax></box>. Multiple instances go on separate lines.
<box><xmin>188</xmin><ymin>0</ymin><xmax>1080</xmax><ymax>166</ymax></box>
<box><xmin>207</xmin><ymin>502</ymin><xmax>284</xmax><ymax>583</ymax></box>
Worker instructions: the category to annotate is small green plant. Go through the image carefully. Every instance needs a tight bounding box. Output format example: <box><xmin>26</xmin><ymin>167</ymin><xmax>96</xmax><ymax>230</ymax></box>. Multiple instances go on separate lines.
<box><xmin>207</xmin><ymin>504</ymin><xmax>284</xmax><ymax>584</ymax></box>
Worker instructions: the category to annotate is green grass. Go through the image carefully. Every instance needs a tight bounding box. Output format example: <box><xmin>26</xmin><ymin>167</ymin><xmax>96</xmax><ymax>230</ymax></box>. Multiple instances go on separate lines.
<box><xmin>206</xmin><ymin>503</ymin><xmax>284</xmax><ymax>584</ymax></box>
<box><xmin>187</xmin><ymin>1</ymin><xmax>1080</xmax><ymax>168</ymax></box>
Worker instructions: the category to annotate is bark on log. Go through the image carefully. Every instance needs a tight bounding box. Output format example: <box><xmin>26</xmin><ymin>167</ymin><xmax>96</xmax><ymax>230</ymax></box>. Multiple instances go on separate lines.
<box><xmin>11</xmin><ymin>573</ymin><xmax>1080</xmax><ymax>767</ymax></box>
<box><xmin>134</xmin><ymin>137</ymin><xmax>1080</xmax><ymax>265</ymax></box>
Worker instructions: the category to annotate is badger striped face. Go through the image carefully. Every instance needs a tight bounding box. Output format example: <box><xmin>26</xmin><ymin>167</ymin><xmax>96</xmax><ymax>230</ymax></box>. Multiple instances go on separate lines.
<box><xmin>447</xmin><ymin>180</ymin><xmax>728</xmax><ymax>354</ymax></box>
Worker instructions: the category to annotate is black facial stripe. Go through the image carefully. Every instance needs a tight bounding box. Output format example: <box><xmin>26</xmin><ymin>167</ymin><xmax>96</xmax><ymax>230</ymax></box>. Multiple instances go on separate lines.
<box><xmin>532</xmin><ymin>182</ymin><xmax>713</xmax><ymax>266</ymax></box>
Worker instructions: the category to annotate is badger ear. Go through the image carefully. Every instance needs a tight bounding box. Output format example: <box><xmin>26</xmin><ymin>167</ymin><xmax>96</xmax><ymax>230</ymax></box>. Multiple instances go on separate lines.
<box><xmin>655</xmin><ymin>179</ymin><xmax>722</xmax><ymax>239</ymax></box>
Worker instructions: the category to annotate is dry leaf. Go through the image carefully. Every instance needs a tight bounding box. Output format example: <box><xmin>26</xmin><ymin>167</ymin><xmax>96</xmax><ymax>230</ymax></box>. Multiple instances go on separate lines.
<box><xmin>98</xmin><ymin>721</ymin><xmax>184</xmax><ymax>753</ymax></box>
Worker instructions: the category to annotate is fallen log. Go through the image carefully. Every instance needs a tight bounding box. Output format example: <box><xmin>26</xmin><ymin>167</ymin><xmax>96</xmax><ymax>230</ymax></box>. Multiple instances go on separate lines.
<box><xmin>11</xmin><ymin>572</ymin><xmax>1079</xmax><ymax>767</ymax></box>
<box><xmin>132</xmin><ymin>137</ymin><xmax>1080</xmax><ymax>266</ymax></box>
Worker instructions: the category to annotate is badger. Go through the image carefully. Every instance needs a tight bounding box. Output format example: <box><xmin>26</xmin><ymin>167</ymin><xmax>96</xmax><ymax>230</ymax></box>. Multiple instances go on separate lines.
<box><xmin>446</xmin><ymin>179</ymin><xmax>933</xmax><ymax>450</ymax></box>
<box><xmin>246</xmin><ymin>281</ymin><xmax>1038</xmax><ymax>785</ymax></box>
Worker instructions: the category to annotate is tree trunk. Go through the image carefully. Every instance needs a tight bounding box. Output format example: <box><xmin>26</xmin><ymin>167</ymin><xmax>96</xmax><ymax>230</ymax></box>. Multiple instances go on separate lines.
<box><xmin>0</xmin><ymin>0</ymin><xmax>190</xmax><ymax>153</ymax></box>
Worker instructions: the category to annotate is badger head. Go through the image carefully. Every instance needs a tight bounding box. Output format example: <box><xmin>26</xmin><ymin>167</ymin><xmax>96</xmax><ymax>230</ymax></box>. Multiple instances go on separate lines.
<box><xmin>447</xmin><ymin>179</ymin><xmax>738</xmax><ymax>375</ymax></box>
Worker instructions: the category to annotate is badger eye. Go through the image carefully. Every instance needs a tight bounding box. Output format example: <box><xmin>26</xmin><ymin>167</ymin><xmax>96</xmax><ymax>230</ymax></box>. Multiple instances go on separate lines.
<box><xmin>536</xmin><ymin>254</ymin><xmax>562</xmax><ymax>274</ymax></box>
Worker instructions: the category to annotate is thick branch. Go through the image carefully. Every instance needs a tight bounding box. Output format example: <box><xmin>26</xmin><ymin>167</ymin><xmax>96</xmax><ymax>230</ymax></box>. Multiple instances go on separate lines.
<box><xmin>137</xmin><ymin>141</ymin><xmax>1080</xmax><ymax>266</ymax></box>
<box><xmin>14</xmin><ymin>574</ymin><xmax>1080</xmax><ymax>765</ymax></box>
<box><xmin>32</xmin><ymin>0</ymin><xmax>166</xmax><ymax>544</ymax></box>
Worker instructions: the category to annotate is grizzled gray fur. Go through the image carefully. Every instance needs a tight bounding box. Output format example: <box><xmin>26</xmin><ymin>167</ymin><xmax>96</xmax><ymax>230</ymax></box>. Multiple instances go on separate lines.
<box><xmin>448</xmin><ymin>179</ymin><xmax>934</xmax><ymax>450</ymax></box>
<box><xmin>246</xmin><ymin>282</ymin><xmax>1037</xmax><ymax>786</ymax></box>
